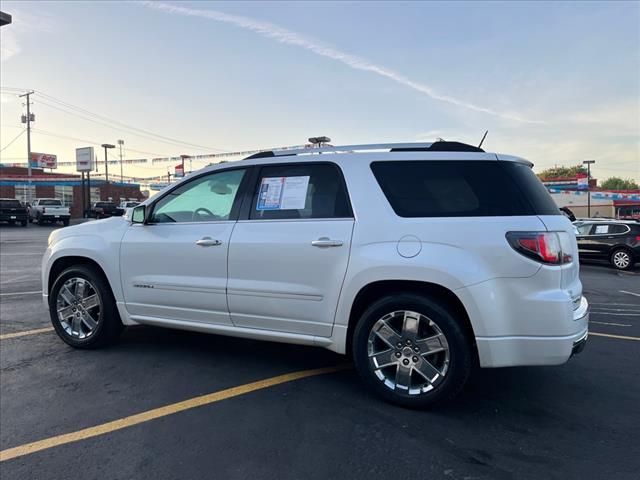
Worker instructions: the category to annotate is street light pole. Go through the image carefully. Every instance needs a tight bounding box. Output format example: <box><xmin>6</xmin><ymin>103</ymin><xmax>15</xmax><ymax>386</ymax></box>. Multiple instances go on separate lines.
<box><xmin>101</xmin><ymin>144</ymin><xmax>115</xmax><ymax>183</ymax></box>
<box><xmin>583</xmin><ymin>160</ymin><xmax>596</xmax><ymax>218</ymax></box>
<box><xmin>117</xmin><ymin>139</ymin><xmax>124</xmax><ymax>183</ymax></box>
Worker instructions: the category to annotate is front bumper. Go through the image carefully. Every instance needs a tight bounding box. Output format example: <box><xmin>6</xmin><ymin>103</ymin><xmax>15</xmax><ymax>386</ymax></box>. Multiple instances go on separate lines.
<box><xmin>476</xmin><ymin>296</ymin><xmax>589</xmax><ymax>368</ymax></box>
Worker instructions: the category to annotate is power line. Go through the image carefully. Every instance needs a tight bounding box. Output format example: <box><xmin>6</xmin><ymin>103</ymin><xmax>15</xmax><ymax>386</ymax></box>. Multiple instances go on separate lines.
<box><xmin>34</xmin><ymin>90</ymin><xmax>230</xmax><ymax>152</ymax></box>
<box><xmin>34</xmin><ymin>98</ymin><xmax>219</xmax><ymax>154</ymax></box>
<box><xmin>0</xmin><ymin>129</ymin><xmax>26</xmax><ymax>152</ymax></box>
<box><xmin>30</xmin><ymin>127</ymin><xmax>168</xmax><ymax>158</ymax></box>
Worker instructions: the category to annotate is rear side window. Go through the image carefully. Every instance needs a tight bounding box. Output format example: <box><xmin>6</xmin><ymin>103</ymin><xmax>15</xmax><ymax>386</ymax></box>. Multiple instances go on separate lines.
<box><xmin>609</xmin><ymin>224</ymin><xmax>629</xmax><ymax>234</ymax></box>
<box><xmin>250</xmin><ymin>163</ymin><xmax>352</xmax><ymax>220</ymax></box>
<box><xmin>370</xmin><ymin>161</ymin><xmax>560</xmax><ymax>217</ymax></box>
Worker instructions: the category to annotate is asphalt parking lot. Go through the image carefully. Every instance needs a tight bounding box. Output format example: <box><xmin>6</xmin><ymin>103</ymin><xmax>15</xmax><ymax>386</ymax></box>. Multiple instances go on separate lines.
<box><xmin>1</xmin><ymin>223</ymin><xmax>638</xmax><ymax>480</ymax></box>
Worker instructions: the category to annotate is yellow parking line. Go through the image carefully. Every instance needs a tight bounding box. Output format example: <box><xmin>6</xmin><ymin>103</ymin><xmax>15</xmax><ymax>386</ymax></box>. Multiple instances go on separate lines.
<box><xmin>0</xmin><ymin>327</ymin><xmax>54</xmax><ymax>341</ymax></box>
<box><xmin>590</xmin><ymin>332</ymin><xmax>640</xmax><ymax>341</ymax></box>
<box><xmin>0</xmin><ymin>364</ymin><xmax>350</xmax><ymax>462</ymax></box>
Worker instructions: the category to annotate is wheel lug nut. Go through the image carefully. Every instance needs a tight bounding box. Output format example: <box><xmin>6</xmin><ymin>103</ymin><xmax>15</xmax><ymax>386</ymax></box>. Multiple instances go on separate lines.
<box><xmin>412</xmin><ymin>356</ymin><xmax>419</xmax><ymax>362</ymax></box>
<box><xmin>406</xmin><ymin>339</ymin><xmax>411</xmax><ymax>345</ymax></box>
<box><xmin>413</xmin><ymin>347</ymin><xmax>419</xmax><ymax>353</ymax></box>
<box><xmin>395</xmin><ymin>352</ymin><xmax>401</xmax><ymax>358</ymax></box>
<box><xmin>402</xmin><ymin>359</ymin><xmax>409</xmax><ymax>366</ymax></box>
<box><xmin>396</xmin><ymin>342</ymin><xmax>402</xmax><ymax>348</ymax></box>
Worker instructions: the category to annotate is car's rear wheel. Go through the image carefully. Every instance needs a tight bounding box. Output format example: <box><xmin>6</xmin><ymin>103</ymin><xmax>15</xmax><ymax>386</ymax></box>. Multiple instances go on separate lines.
<box><xmin>610</xmin><ymin>248</ymin><xmax>634</xmax><ymax>271</ymax></box>
<box><xmin>49</xmin><ymin>265</ymin><xmax>123</xmax><ymax>348</ymax></box>
<box><xmin>21</xmin><ymin>220</ymin><xmax>27</xmax><ymax>227</ymax></box>
<box><xmin>352</xmin><ymin>293</ymin><xmax>472</xmax><ymax>408</ymax></box>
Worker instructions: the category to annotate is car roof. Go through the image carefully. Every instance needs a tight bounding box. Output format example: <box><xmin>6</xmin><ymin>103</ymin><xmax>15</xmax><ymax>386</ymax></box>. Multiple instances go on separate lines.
<box><xmin>192</xmin><ymin>142</ymin><xmax>532</xmax><ymax>177</ymax></box>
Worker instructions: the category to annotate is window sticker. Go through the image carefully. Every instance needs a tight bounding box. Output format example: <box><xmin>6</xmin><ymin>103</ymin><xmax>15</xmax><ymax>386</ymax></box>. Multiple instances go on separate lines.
<box><xmin>257</xmin><ymin>176</ymin><xmax>310</xmax><ymax>210</ymax></box>
<box><xmin>594</xmin><ymin>225</ymin><xmax>609</xmax><ymax>234</ymax></box>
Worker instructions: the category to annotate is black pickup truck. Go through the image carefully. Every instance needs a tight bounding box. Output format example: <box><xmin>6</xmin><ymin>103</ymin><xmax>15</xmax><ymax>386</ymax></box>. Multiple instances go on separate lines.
<box><xmin>87</xmin><ymin>201</ymin><xmax>120</xmax><ymax>219</ymax></box>
<box><xmin>0</xmin><ymin>198</ymin><xmax>28</xmax><ymax>226</ymax></box>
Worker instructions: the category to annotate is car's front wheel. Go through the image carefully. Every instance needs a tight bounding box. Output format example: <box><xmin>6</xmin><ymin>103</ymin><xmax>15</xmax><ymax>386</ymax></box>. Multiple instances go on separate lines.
<box><xmin>353</xmin><ymin>293</ymin><xmax>473</xmax><ymax>408</ymax></box>
<box><xmin>610</xmin><ymin>248</ymin><xmax>634</xmax><ymax>271</ymax></box>
<box><xmin>49</xmin><ymin>265</ymin><xmax>123</xmax><ymax>348</ymax></box>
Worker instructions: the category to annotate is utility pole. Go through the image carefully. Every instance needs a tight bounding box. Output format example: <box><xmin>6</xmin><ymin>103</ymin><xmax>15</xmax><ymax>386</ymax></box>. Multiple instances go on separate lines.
<box><xmin>583</xmin><ymin>160</ymin><xmax>596</xmax><ymax>218</ymax></box>
<box><xmin>19</xmin><ymin>91</ymin><xmax>35</xmax><ymax>202</ymax></box>
<box><xmin>117</xmin><ymin>139</ymin><xmax>124</xmax><ymax>183</ymax></box>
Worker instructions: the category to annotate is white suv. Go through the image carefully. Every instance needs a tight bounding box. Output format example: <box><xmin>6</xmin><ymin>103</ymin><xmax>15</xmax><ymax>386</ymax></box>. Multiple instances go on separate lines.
<box><xmin>43</xmin><ymin>142</ymin><xmax>589</xmax><ymax>408</ymax></box>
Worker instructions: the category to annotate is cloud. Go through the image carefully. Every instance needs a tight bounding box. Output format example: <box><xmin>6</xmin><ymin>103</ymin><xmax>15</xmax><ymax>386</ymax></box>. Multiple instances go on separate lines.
<box><xmin>141</xmin><ymin>1</ymin><xmax>542</xmax><ymax>124</ymax></box>
<box><xmin>0</xmin><ymin>8</ymin><xmax>55</xmax><ymax>62</ymax></box>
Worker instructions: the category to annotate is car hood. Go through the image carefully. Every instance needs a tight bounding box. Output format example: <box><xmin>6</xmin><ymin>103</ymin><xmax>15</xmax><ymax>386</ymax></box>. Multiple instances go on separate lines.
<box><xmin>48</xmin><ymin>217</ymin><xmax>129</xmax><ymax>247</ymax></box>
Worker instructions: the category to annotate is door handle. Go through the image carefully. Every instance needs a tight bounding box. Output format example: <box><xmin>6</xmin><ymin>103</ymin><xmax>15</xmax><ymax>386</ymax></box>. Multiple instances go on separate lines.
<box><xmin>196</xmin><ymin>237</ymin><xmax>222</xmax><ymax>247</ymax></box>
<box><xmin>311</xmin><ymin>237</ymin><xmax>343</xmax><ymax>248</ymax></box>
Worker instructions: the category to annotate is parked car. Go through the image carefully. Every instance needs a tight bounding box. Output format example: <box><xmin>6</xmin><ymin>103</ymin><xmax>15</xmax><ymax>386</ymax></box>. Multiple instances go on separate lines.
<box><xmin>30</xmin><ymin>198</ymin><xmax>70</xmax><ymax>226</ymax></box>
<box><xmin>43</xmin><ymin>141</ymin><xmax>588</xmax><ymax>408</ymax></box>
<box><xmin>88</xmin><ymin>201</ymin><xmax>119</xmax><ymax>219</ymax></box>
<box><xmin>0</xmin><ymin>198</ymin><xmax>28</xmax><ymax>226</ymax></box>
<box><xmin>575</xmin><ymin>220</ymin><xmax>640</xmax><ymax>270</ymax></box>
<box><xmin>115</xmin><ymin>201</ymin><xmax>141</xmax><ymax>216</ymax></box>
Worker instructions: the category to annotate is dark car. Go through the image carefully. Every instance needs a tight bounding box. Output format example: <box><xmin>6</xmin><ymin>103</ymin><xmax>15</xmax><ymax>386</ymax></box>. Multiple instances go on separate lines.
<box><xmin>575</xmin><ymin>220</ymin><xmax>640</xmax><ymax>270</ymax></box>
<box><xmin>88</xmin><ymin>201</ymin><xmax>119</xmax><ymax>219</ymax></box>
<box><xmin>0</xmin><ymin>198</ymin><xmax>28</xmax><ymax>226</ymax></box>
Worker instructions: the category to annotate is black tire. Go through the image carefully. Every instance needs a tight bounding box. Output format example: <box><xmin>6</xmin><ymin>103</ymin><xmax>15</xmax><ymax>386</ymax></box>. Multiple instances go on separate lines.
<box><xmin>610</xmin><ymin>248</ymin><xmax>635</xmax><ymax>271</ymax></box>
<box><xmin>352</xmin><ymin>293</ymin><xmax>473</xmax><ymax>409</ymax></box>
<box><xmin>21</xmin><ymin>220</ymin><xmax>27</xmax><ymax>227</ymax></box>
<box><xmin>49</xmin><ymin>265</ymin><xmax>123</xmax><ymax>349</ymax></box>
<box><xmin>62</xmin><ymin>219</ymin><xmax>70</xmax><ymax>227</ymax></box>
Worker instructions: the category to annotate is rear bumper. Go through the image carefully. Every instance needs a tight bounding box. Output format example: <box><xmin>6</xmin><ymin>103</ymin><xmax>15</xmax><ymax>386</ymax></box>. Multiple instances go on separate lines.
<box><xmin>475</xmin><ymin>296</ymin><xmax>589</xmax><ymax>368</ymax></box>
<box><xmin>40</xmin><ymin>214</ymin><xmax>70</xmax><ymax>221</ymax></box>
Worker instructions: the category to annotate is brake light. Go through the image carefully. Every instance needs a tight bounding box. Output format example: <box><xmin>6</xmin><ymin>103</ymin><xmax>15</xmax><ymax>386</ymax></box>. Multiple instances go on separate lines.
<box><xmin>506</xmin><ymin>232</ymin><xmax>573</xmax><ymax>264</ymax></box>
<box><xmin>636</xmin><ymin>236</ymin><xmax>640</xmax><ymax>242</ymax></box>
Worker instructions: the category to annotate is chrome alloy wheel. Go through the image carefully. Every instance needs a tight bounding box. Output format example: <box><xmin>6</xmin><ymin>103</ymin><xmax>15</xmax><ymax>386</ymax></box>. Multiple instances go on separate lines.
<box><xmin>613</xmin><ymin>250</ymin><xmax>631</xmax><ymax>269</ymax></box>
<box><xmin>56</xmin><ymin>277</ymin><xmax>102</xmax><ymax>339</ymax></box>
<box><xmin>367</xmin><ymin>310</ymin><xmax>450</xmax><ymax>395</ymax></box>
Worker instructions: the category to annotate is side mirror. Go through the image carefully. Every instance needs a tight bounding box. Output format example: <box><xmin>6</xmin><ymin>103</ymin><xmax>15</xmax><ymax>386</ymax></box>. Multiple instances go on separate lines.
<box><xmin>132</xmin><ymin>205</ymin><xmax>146</xmax><ymax>224</ymax></box>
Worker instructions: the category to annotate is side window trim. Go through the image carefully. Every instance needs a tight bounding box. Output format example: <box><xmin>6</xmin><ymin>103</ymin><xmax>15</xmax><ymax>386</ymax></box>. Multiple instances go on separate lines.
<box><xmin>238</xmin><ymin>161</ymin><xmax>353</xmax><ymax>221</ymax></box>
<box><xmin>146</xmin><ymin>166</ymin><xmax>249</xmax><ymax>224</ymax></box>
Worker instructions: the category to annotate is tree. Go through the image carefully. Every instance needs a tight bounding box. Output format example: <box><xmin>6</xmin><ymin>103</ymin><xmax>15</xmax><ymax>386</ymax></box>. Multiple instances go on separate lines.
<box><xmin>537</xmin><ymin>165</ymin><xmax>587</xmax><ymax>180</ymax></box>
<box><xmin>600</xmin><ymin>177</ymin><xmax>639</xmax><ymax>190</ymax></box>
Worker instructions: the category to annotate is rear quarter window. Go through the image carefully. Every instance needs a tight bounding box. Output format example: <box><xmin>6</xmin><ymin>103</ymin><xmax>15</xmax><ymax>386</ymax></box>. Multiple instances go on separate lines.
<box><xmin>370</xmin><ymin>161</ymin><xmax>559</xmax><ymax>217</ymax></box>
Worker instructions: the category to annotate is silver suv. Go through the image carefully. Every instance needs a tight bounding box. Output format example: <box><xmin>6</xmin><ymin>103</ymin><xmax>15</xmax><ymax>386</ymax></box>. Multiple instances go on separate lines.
<box><xmin>43</xmin><ymin>142</ymin><xmax>588</xmax><ymax>408</ymax></box>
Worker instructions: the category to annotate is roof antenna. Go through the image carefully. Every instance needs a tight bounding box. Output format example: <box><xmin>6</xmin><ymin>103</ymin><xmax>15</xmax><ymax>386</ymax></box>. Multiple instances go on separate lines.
<box><xmin>478</xmin><ymin>130</ymin><xmax>488</xmax><ymax>149</ymax></box>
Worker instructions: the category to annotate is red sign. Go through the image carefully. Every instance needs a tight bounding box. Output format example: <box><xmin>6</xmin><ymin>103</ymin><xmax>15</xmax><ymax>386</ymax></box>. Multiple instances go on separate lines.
<box><xmin>30</xmin><ymin>152</ymin><xmax>57</xmax><ymax>169</ymax></box>
<box><xmin>174</xmin><ymin>163</ymin><xmax>184</xmax><ymax>178</ymax></box>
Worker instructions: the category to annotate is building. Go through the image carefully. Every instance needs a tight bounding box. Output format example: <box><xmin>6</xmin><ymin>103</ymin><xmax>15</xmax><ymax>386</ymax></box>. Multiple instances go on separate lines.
<box><xmin>541</xmin><ymin>176</ymin><xmax>640</xmax><ymax>219</ymax></box>
<box><xmin>0</xmin><ymin>166</ymin><xmax>145</xmax><ymax>218</ymax></box>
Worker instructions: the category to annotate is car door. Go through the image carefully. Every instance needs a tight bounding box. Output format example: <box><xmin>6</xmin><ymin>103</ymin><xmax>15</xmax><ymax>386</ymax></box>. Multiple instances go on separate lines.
<box><xmin>120</xmin><ymin>167</ymin><xmax>248</xmax><ymax>325</ymax></box>
<box><xmin>227</xmin><ymin>162</ymin><xmax>354</xmax><ymax>337</ymax></box>
<box><xmin>576</xmin><ymin>223</ymin><xmax>597</xmax><ymax>258</ymax></box>
<box><xmin>589</xmin><ymin>223</ymin><xmax>617</xmax><ymax>259</ymax></box>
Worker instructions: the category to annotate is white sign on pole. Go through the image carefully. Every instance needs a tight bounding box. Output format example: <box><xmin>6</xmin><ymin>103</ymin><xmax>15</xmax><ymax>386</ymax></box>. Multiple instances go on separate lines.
<box><xmin>76</xmin><ymin>147</ymin><xmax>95</xmax><ymax>172</ymax></box>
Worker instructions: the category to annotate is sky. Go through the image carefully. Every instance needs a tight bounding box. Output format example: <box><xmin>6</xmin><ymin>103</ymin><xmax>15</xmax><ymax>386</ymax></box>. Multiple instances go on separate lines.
<box><xmin>1</xmin><ymin>0</ymin><xmax>638</xmax><ymax>183</ymax></box>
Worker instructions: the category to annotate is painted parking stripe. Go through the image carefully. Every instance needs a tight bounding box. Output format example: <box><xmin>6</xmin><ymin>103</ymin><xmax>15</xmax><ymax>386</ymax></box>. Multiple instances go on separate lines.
<box><xmin>0</xmin><ymin>364</ymin><xmax>350</xmax><ymax>462</ymax></box>
<box><xmin>590</xmin><ymin>321</ymin><xmax>631</xmax><ymax>327</ymax></box>
<box><xmin>620</xmin><ymin>290</ymin><xmax>640</xmax><ymax>298</ymax></box>
<box><xmin>590</xmin><ymin>332</ymin><xmax>640</xmax><ymax>341</ymax></box>
<box><xmin>0</xmin><ymin>327</ymin><xmax>54</xmax><ymax>341</ymax></box>
<box><xmin>0</xmin><ymin>290</ymin><xmax>42</xmax><ymax>297</ymax></box>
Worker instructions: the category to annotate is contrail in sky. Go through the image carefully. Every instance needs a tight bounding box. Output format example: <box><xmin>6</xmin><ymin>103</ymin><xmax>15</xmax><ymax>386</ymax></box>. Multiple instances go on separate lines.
<box><xmin>142</xmin><ymin>1</ymin><xmax>541</xmax><ymax>124</ymax></box>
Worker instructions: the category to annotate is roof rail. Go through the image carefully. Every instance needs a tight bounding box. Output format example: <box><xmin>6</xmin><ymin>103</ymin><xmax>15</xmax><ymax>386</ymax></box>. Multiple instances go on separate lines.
<box><xmin>243</xmin><ymin>141</ymin><xmax>484</xmax><ymax>159</ymax></box>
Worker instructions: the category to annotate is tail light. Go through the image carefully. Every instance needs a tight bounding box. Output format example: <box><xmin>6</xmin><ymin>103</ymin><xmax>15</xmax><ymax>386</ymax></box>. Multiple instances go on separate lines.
<box><xmin>506</xmin><ymin>231</ymin><xmax>573</xmax><ymax>264</ymax></box>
